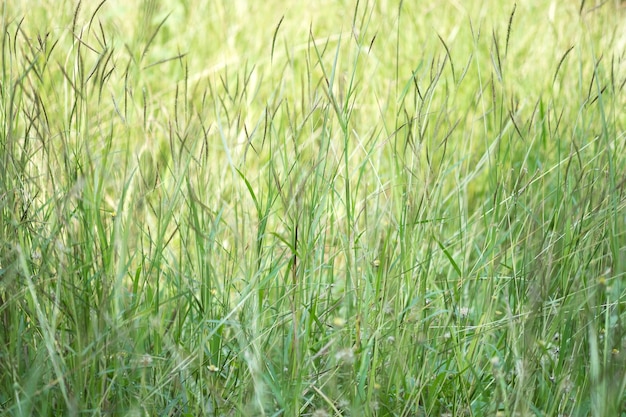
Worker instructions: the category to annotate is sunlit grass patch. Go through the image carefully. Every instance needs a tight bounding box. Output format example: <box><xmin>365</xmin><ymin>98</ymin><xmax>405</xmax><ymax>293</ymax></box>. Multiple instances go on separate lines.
<box><xmin>1</xmin><ymin>0</ymin><xmax>625</xmax><ymax>416</ymax></box>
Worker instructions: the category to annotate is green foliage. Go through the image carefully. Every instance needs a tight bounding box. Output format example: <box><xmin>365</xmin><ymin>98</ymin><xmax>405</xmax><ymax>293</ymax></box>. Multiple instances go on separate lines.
<box><xmin>1</xmin><ymin>0</ymin><xmax>625</xmax><ymax>415</ymax></box>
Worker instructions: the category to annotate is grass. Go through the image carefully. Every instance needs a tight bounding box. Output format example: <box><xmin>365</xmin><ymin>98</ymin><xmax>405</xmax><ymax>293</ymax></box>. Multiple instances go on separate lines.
<box><xmin>1</xmin><ymin>0</ymin><xmax>625</xmax><ymax>415</ymax></box>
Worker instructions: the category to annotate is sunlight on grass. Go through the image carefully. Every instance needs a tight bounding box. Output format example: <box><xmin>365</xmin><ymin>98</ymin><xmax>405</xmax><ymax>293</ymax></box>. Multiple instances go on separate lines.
<box><xmin>1</xmin><ymin>0</ymin><xmax>625</xmax><ymax>415</ymax></box>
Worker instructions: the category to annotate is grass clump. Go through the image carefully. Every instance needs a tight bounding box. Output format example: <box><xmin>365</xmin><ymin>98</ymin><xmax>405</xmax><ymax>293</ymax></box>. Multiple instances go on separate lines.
<box><xmin>1</xmin><ymin>0</ymin><xmax>625</xmax><ymax>416</ymax></box>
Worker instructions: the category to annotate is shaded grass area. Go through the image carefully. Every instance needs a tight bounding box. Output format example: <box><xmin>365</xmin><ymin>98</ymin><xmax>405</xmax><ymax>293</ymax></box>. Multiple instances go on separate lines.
<box><xmin>1</xmin><ymin>0</ymin><xmax>625</xmax><ymax>415</ymax></box>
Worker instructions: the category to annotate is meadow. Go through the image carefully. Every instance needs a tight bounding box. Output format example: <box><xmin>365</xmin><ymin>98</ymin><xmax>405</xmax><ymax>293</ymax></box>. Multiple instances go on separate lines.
<box><xmin>1</xmin><ymin>0</ymin><xmax>625</xmax><ymax>415</ymax></box>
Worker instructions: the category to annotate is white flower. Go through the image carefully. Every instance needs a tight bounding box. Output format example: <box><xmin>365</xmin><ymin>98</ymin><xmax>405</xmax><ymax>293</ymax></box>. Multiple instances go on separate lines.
<box><xmin>335</xmin><ymin>348</ymin><xmax>355</xmax><ymax>365</ymax></box>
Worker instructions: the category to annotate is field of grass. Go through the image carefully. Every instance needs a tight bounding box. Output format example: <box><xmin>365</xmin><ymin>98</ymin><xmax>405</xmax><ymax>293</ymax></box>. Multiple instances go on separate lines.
<box><xmin>1</xmin><ymin>0</ymin><xmax>625</xmax><ymax>415</ymax></box>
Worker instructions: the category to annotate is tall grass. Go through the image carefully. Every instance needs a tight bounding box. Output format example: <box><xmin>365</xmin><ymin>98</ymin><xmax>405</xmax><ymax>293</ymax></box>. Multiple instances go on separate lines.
<box><xmin>1</xmin><ymin>0</ymin><xmax>625</xmax><ymax>415</ymax></box>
